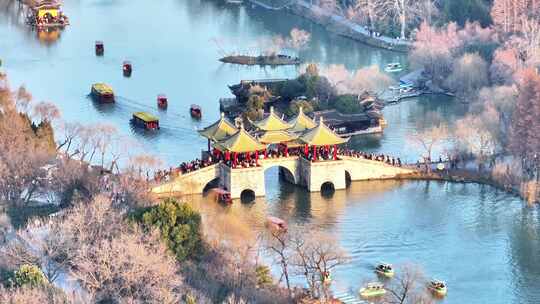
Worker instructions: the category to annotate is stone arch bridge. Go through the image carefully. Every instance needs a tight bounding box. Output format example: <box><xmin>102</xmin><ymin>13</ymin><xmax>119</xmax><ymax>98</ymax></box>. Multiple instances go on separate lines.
<box><xmin>152</xmin><ymin>156</ymin><xmax>416</xmax><ymax>199</ymax></box>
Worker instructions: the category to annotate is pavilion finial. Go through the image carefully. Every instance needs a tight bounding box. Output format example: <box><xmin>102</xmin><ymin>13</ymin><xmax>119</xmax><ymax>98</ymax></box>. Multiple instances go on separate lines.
<box><xmin>220</xmin><ymin>112</ymin><xmax>225</xmax><ymax>119</ymax></box>
<box><xmin>298</xmin><ymin>106</ymin><xmax>303</xmax><ymax>114</ymax></box>
<box><xmin>270</xmin><ymin>106</ymin><xmax>274</xmax><ymax>114</ymax></box>
<box><xmin>319</xmin><ymin>116</ymin><xmax>324</xmax><ymax>125</ymax></box>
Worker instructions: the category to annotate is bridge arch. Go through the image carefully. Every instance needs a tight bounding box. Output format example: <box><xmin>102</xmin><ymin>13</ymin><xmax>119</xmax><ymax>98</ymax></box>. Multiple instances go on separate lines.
<box><xmin>321</xmin><ymin>181</ymin><xmax>335</xmax><ymax>193</ymax></box>
<box><xmin>264</xmin><ymin>164</ymin><xmax>297</xmax><ymax>185</ymax></box>
<box><xmin>240</xmin><ymin>189</ymin><xmax>256</xmax><ymax>203</ymax></box>
<box><xmin>202</xmin><ymin>177</ymin><xmax>220</xmax><ymax>193</ymax></box>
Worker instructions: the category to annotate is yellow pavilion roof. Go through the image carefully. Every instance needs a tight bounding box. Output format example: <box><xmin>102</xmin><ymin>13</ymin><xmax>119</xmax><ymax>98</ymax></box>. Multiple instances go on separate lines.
<box><xmin>215</xmin><ymin>126</ymin><xmax>267</xmax><ymax>153</ymax></box>
<box><xmin>252</xmin><ymin>107</ymin><xmax>291</xmax><ymax>131</ymax></box>
<box><xmin>287</xmin><ymin>106</ymin><xmax>316</xmax><ymax>133</ymax></box>
<box><xmin>281</xmin><ymin>139</ymin><xmax>305</xmax><ymax>148</ymax></box>
<box><xmin>258</xmin><ymin>130</ymin><xmax>299</xmax><ymax>144</ymax></box>
<box><xmin>198</xmin><ymin>113</ymin><xmax>238</xmax><ymax>141</ymax></box>
<box><xmin>299</xmin><ymin>117</ymin><xmax>349</xmax><ymax>146</ymax></box>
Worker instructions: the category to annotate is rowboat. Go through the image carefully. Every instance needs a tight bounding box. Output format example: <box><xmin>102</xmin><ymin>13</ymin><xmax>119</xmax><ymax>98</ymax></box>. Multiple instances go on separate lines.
<box><xmin>122</xmin><ymin>61</ymin><xmax>132</xmax><ymax>77</ymax></box>
<box><xmin>375</xmin><ymin>263</ymin><xmax>394</xmax><ymax>278</ymax></box>
<box><xmin>190</xmin><ymin>104</ymin><xmax>202</xmax><ymax>119</ymax></box>
<box><xmin>428</xmin><ymin>279</ymin><xmax>447</xmax><ymax>297</ymax></box>
<box><xmin>157</xmin><ymin>94</ymin><xmax>168</xmax><ymax>109</ymax></box>
<box><xmin>266</xmin><ymin>216</ymin><xmax>287</xmax><ymax>231</ymax></box>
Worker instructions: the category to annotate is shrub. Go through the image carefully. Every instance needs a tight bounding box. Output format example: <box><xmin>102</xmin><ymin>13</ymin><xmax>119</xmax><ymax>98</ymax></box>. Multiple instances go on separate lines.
<box><xmin>255</xmin><ymin>265</ymin><xmax>272</xmax><ymax>288</ymax></box>
<box><xmin>139</xmin><ymin>199</ymin><xmax>203</xmax><ymax>261</ymax></box>
<box><xmin>12</xmin><ymin>265</ymin><xmax>47</xmax><ymax>288</ymax></box>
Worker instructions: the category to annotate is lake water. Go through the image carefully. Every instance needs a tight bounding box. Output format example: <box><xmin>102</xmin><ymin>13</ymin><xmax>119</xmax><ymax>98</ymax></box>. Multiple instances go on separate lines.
<box><xmin>1</xmin><ymin>0</ymin><xmax>538</xmax><ymax>303</ymax></box>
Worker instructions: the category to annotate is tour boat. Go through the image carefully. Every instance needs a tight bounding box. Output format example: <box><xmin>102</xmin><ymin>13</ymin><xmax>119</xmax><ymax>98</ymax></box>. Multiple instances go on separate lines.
<box><xmin>131</xmin><ymin>112</ymin><xmax>160</xmax><ymax>130</ymax></box>
<box><xmin>375</xmin><ymin>263</ymin><xmax>394</xmax><ymax>278</ymax></box>
<box><xmin>266</xmin><ymin>216</ymin><xmax>287</xmax><ymax>231</ymax></box>
<box><xmin>210</xmin><ymin>188</ymin><xmax>232</xmax><ymax>204</ymax></box>
<box><xmin>122</xmin><ymin>61</ymin><xmax>132</xmax><ymax>77</ymax></box>
<box><xmin>428</xmin><ymin>279</ymin><xmax>447</xmax><ymax>297</ymax></box>
<box><xmin>157</xmin><ymin>94</ymin><xmax>168</xmax><ymax>109</ymax></box>
<box><xmin>90</xmin><ymin>83</ymin><xmax>114</xmax><ymax>103</ymax></box>
<box><xmin>359</xmin><ymin>282</ymin><xmax>386</xmax><ymax>298</ymax></box>
<box><xmin>385</xmin><ymin>62</ymin><xmax>403</xmax><ymax>73</ymax></box>
<box><xmin>190</xmin><ymin>104</ymin><xmax>202</xmax><ymax>119</ymax></box>
<box><xmin>95</xmin><ymin>41</ymin><xmax>104</xmax><ymax>56</ymax></box>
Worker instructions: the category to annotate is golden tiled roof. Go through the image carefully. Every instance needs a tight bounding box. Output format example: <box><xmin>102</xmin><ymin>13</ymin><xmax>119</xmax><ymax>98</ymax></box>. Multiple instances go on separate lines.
<box><xmin>252</xmin><ymin>107</ymin><xmax>291</xmax><ymax>131</ymax></box>
<box><xmin>258</xmin><ymin>130</ymin><xmax>299</xmax><ymax>144</ymax></box>
<box><xmin>215</xmin><ymin>125</ymin><xmax>267</xmax><ymax>153</ymax></box>
<box><xmin>198</xmin><ymin>113</ymin><xmax>238</xmax><ymax>141</ymax></box>
<box><xmin>287</xmin><ymin>106</ymin><xmax>316</xmax><ymax>133</ymax></box>
<box><xmin>299</xmin><ymin>117</ymin><xmax>348</xmax><ymax>146</ymax></box>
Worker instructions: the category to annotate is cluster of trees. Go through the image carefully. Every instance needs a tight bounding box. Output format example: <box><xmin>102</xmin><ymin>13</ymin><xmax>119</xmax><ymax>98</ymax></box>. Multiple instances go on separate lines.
<box><xmin>243</xmin><ymin>63</ymin><xmax>391</xmax><ymax>119</ymax></box>
<box><xmin>409</xmin><ymin>0</ymin><xmax>540</xmax><ymax>203</ymax></box>
<box><xmin>310</xmin><ymin>0</ymin><xmax>493</xmax><ymax>39</ymax></box>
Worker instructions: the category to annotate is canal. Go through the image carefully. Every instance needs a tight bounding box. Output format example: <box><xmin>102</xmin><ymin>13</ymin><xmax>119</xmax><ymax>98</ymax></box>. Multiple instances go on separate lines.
<box><xmin>1</xmin><ymin>0</ymin><xmax>538</xmax><ymax>303</ymax></box>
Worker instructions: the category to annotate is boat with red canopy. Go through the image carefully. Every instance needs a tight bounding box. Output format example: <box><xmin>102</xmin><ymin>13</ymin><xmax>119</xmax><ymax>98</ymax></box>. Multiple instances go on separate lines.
<box><xmin>157</xmin><ymin>94</ymin><xmax>168</xmax><ymax>109</ymax></box>
<box><xmin>190</xmin><ymin>104</ymin><xmax>202</xmax><ymax>119</ymax></box>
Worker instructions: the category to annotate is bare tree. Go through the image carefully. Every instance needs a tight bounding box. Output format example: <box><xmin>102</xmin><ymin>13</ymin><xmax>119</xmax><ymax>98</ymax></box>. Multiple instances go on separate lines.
<box><xmin>320</xmin><ymin>64</ymin><xmax>394</xmax><ymax>95</ymax></box>
<box><xmin>384</xmin><ymin>264</ymin><xmax>433</xmax><ymax>304</ymax></box>
<box><xmin>260</xmin><ymin>227</ymin><xmax>293</xmax><ymax>298</ymax></box>
<box><xmin>409</xmin><ymin>123</ymin><xmax>449</xmax><ymax>172</ymax></box>
<box><xmin>32</xmin><ymin>101</ymin><xmax>60</xmax><ymax>123</ymax></box>
<box><xmin>290</xmin><ymin>229</ymin><xmax>349</xmax><ymax>303</ymax></box>
<box><xmin>445</xmin><ymin>53</ymin><xmax>489</xmax><ymax>101</ymax></box>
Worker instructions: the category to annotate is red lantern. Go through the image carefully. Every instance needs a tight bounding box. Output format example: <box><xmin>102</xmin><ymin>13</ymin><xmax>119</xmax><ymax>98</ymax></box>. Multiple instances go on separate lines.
<box><xmin>333</xmin><ymin>145</ymin><xmax>337</xmax><ymax>160</ymax></box>
<box><xmin>304</xmin><ymin>144</ymin><xmax>309</xmax><ymax>156</ymax></box>
<box><xmin>255</xmin><ymin>150</ymin><xmax>259</xmax><ymax>165</ymax></box>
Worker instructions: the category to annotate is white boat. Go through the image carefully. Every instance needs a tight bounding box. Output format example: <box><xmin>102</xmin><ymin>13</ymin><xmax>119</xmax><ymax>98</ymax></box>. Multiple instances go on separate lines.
<box><xmin>359</xmin><ymin>282</ymin><xmax>386</xmax><ymax>298</ymax></box>
<box><xmin>385</xmin><ymin>62</ymin><xmax>403</xmax><ymax>73</ymax></box>
<box><xmin>225</xmin><ymin>0</ymin><xmax>243</xmax><ymax>4</ymax></box>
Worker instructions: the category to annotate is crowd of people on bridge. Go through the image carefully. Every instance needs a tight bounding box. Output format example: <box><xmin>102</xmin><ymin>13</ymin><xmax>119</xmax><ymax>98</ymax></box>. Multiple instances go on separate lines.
<box><xmin>151</xmin><ymin>146</ymin><xmax>409</xmax><ymax>183</ymax></box>
<box><xmin>340</xmin><ymin>149</ymin><xmax>403</xmax><ymax>167</ymax></box>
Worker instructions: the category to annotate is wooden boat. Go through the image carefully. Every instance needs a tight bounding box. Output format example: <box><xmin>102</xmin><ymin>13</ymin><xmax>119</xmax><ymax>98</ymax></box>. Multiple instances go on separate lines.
<box><xmin>428</xmin><ymin>279</ymin><xmax>447</xmax><ymax>297</ymax></box>
<box><xmin>210</xmin><ymin>188</ymin><xmax>232</xmax><ymax>204</ymax></box>
<box><xmin>131</xmin><ymin>112</ymin><xmax>160</xmax><ymax>130</ymax></box>
<box><xmin>157</xmin><ymin>94</ymin><xmax>168</xmax><ymax>109</ymax></box>
<box><xmin>122</xmin><ymin>61</ymin><xmax>132</xmax><ymax>77</ymax></box>
<box><xmin>266</xmin><ymin>216</ymin><xmax>287</xmax><ymax>231</ymax></box>
<box><xmin>95</xmin><ymin>41</ymin><xmax>104</xmax><ymax>56</ymax></box>
<box><xmin>90</xmin><ymin>83</ymin><xmax>114</xmax><ymax>103</ymax></box>
<box><xmin>359</xmin><ymin>282</ymin><xmax>386</xmax><ymax>298</ymax></box>
<box><xmin>190</xmin><ymin>104</ymin><xmax>202</xmax><ymax>119</ymax></box>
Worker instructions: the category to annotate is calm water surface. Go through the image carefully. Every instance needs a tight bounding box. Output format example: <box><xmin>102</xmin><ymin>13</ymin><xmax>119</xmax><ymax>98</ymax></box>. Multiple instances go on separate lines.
<box><xmin>1</xmin><ymin>1</ymin><xmax>538</xmax><ymax>303</ymax></box>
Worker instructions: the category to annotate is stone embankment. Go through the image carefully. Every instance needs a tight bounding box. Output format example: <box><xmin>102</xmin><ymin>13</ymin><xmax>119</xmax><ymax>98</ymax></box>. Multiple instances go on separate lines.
<box><xmin>219</xmin><ymin>54</ymin><xmax>301</xmax><ymax>66</ymax></box>
<box><xmin>248</xmin><ymin>0</ymin><xmax>411</xmax><ymax>52</ymax></box>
